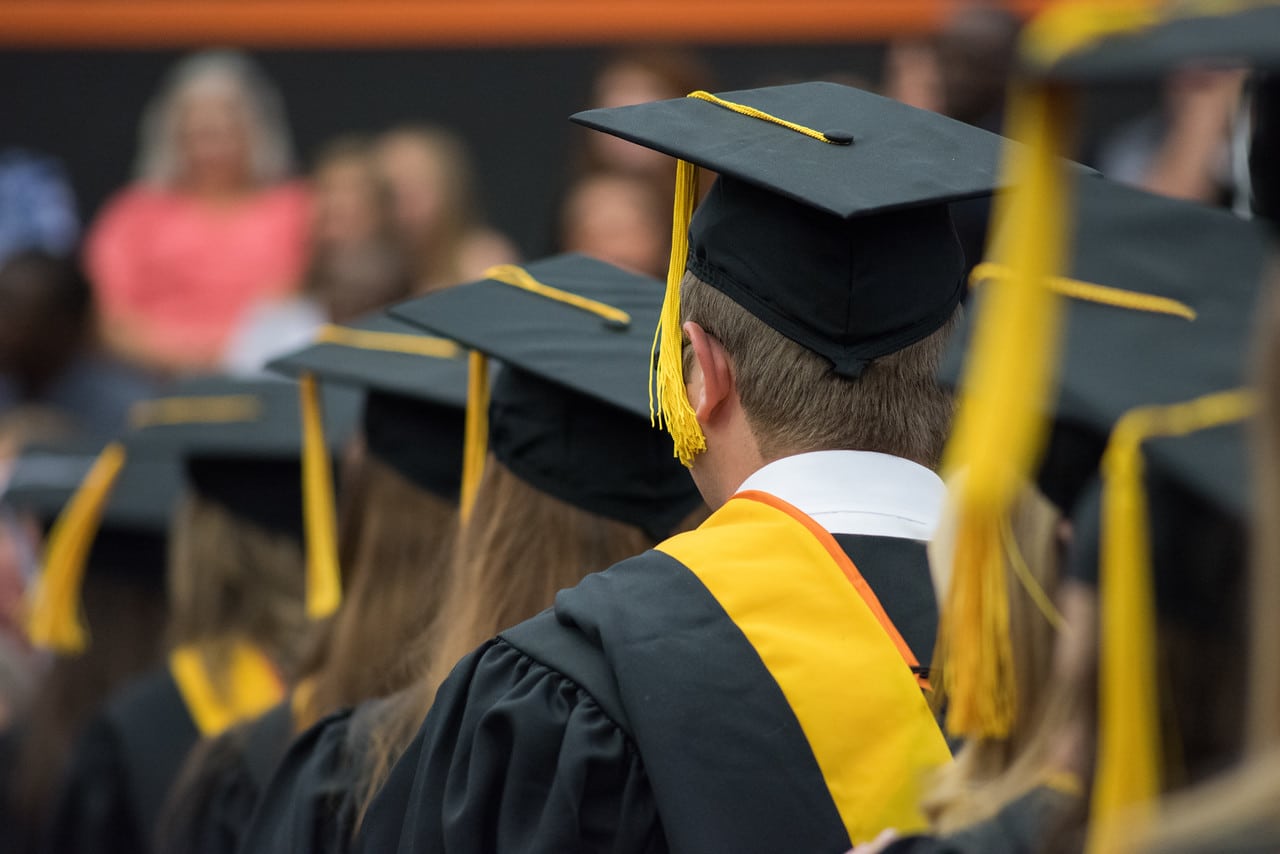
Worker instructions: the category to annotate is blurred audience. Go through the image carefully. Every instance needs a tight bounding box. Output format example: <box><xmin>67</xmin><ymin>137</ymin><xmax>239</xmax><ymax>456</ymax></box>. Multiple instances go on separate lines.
<box><xmin>224</xmin><ymin>136</ymin><xmax>413</xmax><ymax>374</ymax></box>
<box><xmin>0</xmin><ymin>150</ymin><xmax>79</xmax><ymax>269</ymax></box>
<box><xmin>558</xmin><ymin>170</ymin><xmax>668</xmax><ymax>279</ymax></box>
<box><xmin>87</xmin><ymin>50</ymin><xmax>309</xmax><ymax>376</ymax></box>
<box><xmin>0</xmin><ymin>252</ymin><xmax>155</xmax><ymax>437</ymax></box>
<box><xmin>1097</xmin><ymin>67</ymin><xmax>1249</xmax><ymax>205</ymax></box>
<box><xmin>373</xmin><ymin>126</ymin><xmax>516</xmax><ymax>293</ymax></box>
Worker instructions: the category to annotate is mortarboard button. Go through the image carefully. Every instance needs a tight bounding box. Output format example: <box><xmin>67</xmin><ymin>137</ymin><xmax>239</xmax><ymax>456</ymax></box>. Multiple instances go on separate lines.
<box><xmin>822</xmin><ymin>129</ymin><xmax>854</xmax><ymax>145</ymax></box>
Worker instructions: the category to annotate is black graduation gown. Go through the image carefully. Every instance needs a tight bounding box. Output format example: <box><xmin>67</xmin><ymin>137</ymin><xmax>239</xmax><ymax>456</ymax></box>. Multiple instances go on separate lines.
<box><xmin>356</xmin><ymin>525</ymin><xmax>943</xmax><ymax>854</ymax></box>
<box><xmin>238</xmin><ymin>696</ymin><xmax>393</xmax><ymax>854</ymax></box>
<box><xmin>154</xmin><ymin>700</ymin><xmax>294</xmax><ymax>854</ymax></box>
<box><xmin>44</xmin><ymin>667</ymin><xmax>198</xmax><ymax>854</ymax></box>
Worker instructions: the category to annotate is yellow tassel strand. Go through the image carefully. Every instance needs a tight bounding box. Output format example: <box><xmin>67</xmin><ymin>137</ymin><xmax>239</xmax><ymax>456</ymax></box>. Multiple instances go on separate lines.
<box><xmin>651</xmin><ymin>158</ymin><xmax>704</xmax><ymax>467</ymax></box>
<box><xmin>937</xmin><ymin>81</ymin><xmax>1075</xmax><ymax>740</ymax></box>
<box><xmin>1087</xmin><ymin>388</ymin><xmax>1255</xmax><ymax>854</ymax></box>
<box><xmin>460</xmin><ymin>351</ymin><xmax>490</xmax><ymax>521</ymax></box>
<box><xmin>24</xmin><ymin>442</ymin><xmax>128</xmax><ymax>654</ymax></box>
<box><xmin>299</xmin><ymin>374</ymin><xmax>341</xmax><ymax>619</ymax></box>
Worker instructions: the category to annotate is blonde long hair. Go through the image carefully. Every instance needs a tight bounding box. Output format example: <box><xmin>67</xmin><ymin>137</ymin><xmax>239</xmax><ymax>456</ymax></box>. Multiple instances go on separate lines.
<box><xmin>924</xmin><ymin>483</ymin><xmax>1071</xmax><ymax>833</ymax></box>
<box><xmin>135</xmin><ymin>50</ymin><xmax>294</xmax><ymax>188</ymax></box>
<box><xmin>354</xmin><ymin>455</ymin><xmax>705</xmax><ymax>831</ymax></box>
<box><xmin>295</xmin><ymin>454</ymin><xmax>457</xmax><ymax>729</ymax></box>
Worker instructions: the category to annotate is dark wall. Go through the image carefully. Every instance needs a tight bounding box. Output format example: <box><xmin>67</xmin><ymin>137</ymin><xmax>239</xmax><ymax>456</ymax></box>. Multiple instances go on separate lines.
<box><xmin>0</xmin><ymin>44</ymin><xmax>888</xmax><ymax>258</ymax></box>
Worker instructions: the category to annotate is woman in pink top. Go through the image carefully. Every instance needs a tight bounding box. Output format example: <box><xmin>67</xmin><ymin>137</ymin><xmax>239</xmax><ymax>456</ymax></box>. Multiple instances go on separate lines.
<box><xmin>87</xmin><ymin>51</ymin><xmax>309</xmax><ymax>375</ymax></box>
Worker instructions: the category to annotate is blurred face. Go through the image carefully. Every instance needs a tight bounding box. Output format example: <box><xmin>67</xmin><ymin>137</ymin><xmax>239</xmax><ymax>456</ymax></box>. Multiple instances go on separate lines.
<box><xmin>312</xmin><ymin>156</ymin><xmax>382</xmax><ymax>248</ymax></box>
<box><xmin>375</xmin><ymin>135</ymin><xmax>451</xmax><ymax>249</ymax></box>
<box><xmin>586</xmin><ymin>64</ymin><xmax>679</xmax><ymax>176</ymax></box>
<box><xmin>561</xmin><ymin>175</ymin><xmax>667</xmax><ymax>278</ymax></box>
<box><xmin>175</xmin><ymin>82</ymin><xmax>253</xmax><ymax>191</ymax></box>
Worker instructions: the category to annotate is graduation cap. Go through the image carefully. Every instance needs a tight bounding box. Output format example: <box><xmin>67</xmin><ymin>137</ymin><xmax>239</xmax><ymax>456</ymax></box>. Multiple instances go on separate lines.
<box><xmin>938</xmin><ymin>0</ymin><xmax>1280</xmax><ymax>745</ymax></box>
<box><xmin>25</xmin><ymin>379</ymin><xmax>360</xmax><ymax>654</ymax></box>
<box><xmin>1022</xmin><ymin>2</ymin><xmax>1280</xmax><ymax>82</ymax></box>
<box><xmin>268</xmin><ymin>314</ymin><xmax>468</xmax><ymax>502</ymax></box>
<box><xmin>939</xmin><ymin>175</ymin><xmax>1275</xmax><ymax>849</ymax></box>
<box><xmin>571</xmin><ymin>81</ymin><xmax>1007</xmax><ymax>465</ymax></box>
<box><xmin>14</xmin><ymin>440</ymin><xmax>183</xmax><ymax>653</ymax></box>
<box><xmin>389</xmin><ymin>254</ymin><xmax>703</xmax><ymax>539</ymax></box>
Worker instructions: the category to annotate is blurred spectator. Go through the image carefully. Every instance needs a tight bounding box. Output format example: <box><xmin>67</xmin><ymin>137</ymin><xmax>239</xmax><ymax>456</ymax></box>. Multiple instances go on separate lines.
<box><xmin>0</xmin><ymin>252</ymin><xmax>155</xmax><ymax>437</ymax></box>
<box><xmin>86</xmin><ymin>50</ymin><xmax>309</xmax><ymax>376</ymax></box>
<box><xmin>224</xmin><ymin>136</ymin><xmax>412</xmax><ymax>374</ymax></box>
<box><xmin>1098</xmin><ymin>68</ymin><xmax>1248</xmax><ymax>205</ymax></box>
<box><xmin>0</xmin><ymin>150</ymin><xmax>79</xmax><ymax>268</ymax></box>
<box><xmin>882</xmin><ymin>5</ymin><xmax>1020</xmax><ymax>274</ymax></box>
<box><xmin>559</xmin><ymin>170</ymin><xmax>669</xmax><ymax>279</ymax></box>
<box><xmin>579</xmin><ymin>48</ymin><xmax>715</xmax><ymax>182</ymax></box>
<box><xmin>373</xmin><ymin>126</ymin><xmax>516</xmax><ymax>293</ymax></box>
<box><xmin>881</xmin><ymin>40</ymin><xmax>943</xmax><ymax>113</ymax></box>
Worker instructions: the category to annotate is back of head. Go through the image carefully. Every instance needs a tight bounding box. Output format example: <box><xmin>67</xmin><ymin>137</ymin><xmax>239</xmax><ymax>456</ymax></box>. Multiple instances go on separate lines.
<box><xmin>299</xmin><ymin>454</ymin><xmax>458</xmax><ymax>728</ymax></box>
<box><xmin>166</xmin><ymin>490</ymin><xmax>307</xmax><ymax>677</ymax></box>
<box><xmin>681</xmin><ymin>271</ymin><xmax>959</xmax><ymax>468</ymax></box>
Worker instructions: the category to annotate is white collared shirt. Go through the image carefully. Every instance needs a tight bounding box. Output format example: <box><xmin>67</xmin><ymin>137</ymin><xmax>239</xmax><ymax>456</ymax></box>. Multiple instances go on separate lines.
<box><xmin>735</xmin><ymin>450</ymin><xmax>945</xmax><ymax>540</ymax></box>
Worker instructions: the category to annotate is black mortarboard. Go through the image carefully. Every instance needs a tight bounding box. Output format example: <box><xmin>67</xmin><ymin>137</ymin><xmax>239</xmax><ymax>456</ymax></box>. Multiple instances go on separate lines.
<box><xmin>14</xmin><ymin>440</ymin><xmax>183</xmax><ymax>653</ymax></box>
<box><xmin>1024</xmin><ymin>3</ymin><xmax>1280</xmax><ymax>82</ymax></box>
<box><xmin>572</xmin><ymin>82</ymin><xmax>1006</xmax><ymax>464</ymax></box>
<box><xmin>125</xmin><ymin>377</ymin><xmax>359</xmax><ymax>539</ymax></box>
<box><xmin>942</xmin><ymin>175</ymin><xmax>1275</xmax><ymax>515</ymax></box>
<box><xmin>389</xmin><ymin>255</ymin><xmax>703</xmax><ymax>539</ymax></box>
<box><xmin>268</xmin><ymin>314</ymin><xmax>468</xmax><ymax>502</ymax></box>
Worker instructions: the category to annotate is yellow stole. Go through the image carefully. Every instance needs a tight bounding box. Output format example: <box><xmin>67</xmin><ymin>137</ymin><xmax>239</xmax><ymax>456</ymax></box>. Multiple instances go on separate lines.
<box><xmin>656</xmin><ymin>490</ymin><xmax>951</xmax><ymax>841</ymax></box>
<box><xmin>168</xmin><ymin>640</ymin><xmax>287</xmax><ymax>737</ymax></box>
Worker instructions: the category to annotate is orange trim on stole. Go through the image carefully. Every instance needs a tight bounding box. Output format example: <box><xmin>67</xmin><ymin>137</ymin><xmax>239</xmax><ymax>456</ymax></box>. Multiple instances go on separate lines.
<box><xmin>734</xmin><ymin>489</ymin><xmax>930</xmax><ymax>690</ymax></box>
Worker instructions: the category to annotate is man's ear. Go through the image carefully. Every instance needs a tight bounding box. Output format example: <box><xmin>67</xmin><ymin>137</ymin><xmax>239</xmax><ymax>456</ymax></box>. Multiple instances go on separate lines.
<box><xmin>683</xmin><ymin>320</ymin><xmax>733</xmax><ymax>424</ymax></box>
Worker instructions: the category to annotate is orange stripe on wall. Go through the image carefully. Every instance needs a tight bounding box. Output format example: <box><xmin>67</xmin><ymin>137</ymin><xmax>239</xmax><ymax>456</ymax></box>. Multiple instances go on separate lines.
<box><xmin>0</xmin><ymin>0</ymin><xmax>1053</xmax><ymax>48</ymax></box>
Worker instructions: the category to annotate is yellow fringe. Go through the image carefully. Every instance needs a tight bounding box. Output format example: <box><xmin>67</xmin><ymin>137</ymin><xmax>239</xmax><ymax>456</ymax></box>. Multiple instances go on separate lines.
<box><xmin>460</xmin><ymin>351</ymin><xmax>490</xmax><ymax>521</ymax></box>
<box><xmin>938</xmin><ymin>82</ymin><xmax>1075</xmax><ymax>740</ymax></box>
<box><xmin>1087</xmin><ymin>388</ymin><xmax>1255</xmax><ymax>854</ymax></box>
<box><xmin>483</xmin><ymin>264</ymin><xmax>631</xmax><ymax>327</ymax></box>
<box><xmin>651</xmin><ymin>158</ymin><xmax>705</xmax><ymax>467</ymax></box>
<box><xmin>970</xmin><ymin>262</ymin><xmax>1198</xmax><ymax>322</ymax></box>
<box><xmin>299</xmin><ymin>374</ymin><xmax>341</xmax><ymax>620</ymax></box>
<box><xmin>23</xmin><ymin>442</ymin><xmax>128</xmax><ymax>654</ymax></box>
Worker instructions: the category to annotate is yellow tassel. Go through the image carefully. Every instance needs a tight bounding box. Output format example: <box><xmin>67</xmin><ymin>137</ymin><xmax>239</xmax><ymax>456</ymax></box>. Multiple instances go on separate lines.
<box><xmin>24</xmin><ymin>442</ymin><xmax>128</xmax><ymax>654</ymax></box>
<box><xmin>1087</xmin><ymin>388</ymin><xmax>1254</xmax><ymax>854</ymax></box>
<box><xmin>299</xmin><ymin>374</ymin><xmax>341</xmax><ymax>619</ymax></box>
<box><xmin>460</xmin><ymin>351</ymin><xmax>490</xmax><ymax>522</ymax></box>
<box><xmin>937</xmin><ymin>81</ymin><xmax>1075</xmax><ymax>740</ymax></box>
<box><xmin>651</xmin><ymin>158</ymin><xmax>705</xmax><ymax>468</ymax></box>
<box><xmin>169</xmin><ymin>640</ymin><xmax>286</xmax><ymax>737</ymax></box>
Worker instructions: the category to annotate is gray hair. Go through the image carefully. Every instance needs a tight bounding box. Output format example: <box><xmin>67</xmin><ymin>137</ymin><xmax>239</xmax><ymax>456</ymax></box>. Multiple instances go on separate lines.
<box><xmin>134</xmin><ymin>50</ymin><xmax>295</xmax><ymax>187</ymax></box>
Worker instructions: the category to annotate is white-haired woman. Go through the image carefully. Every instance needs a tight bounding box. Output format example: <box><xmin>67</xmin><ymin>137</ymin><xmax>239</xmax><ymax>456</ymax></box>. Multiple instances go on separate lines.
<box><xmin>86</xmin><ymin>51</ymin><xmax>309</xmax><ymax>375</ymax></box>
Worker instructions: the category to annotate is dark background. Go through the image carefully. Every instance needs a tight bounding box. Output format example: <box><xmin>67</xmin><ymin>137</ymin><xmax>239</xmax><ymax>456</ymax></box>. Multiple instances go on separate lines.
<box><xmin>0</xmin><ymin>45</ymin><xmax>1152</xmax><ymax>257</ymax></box>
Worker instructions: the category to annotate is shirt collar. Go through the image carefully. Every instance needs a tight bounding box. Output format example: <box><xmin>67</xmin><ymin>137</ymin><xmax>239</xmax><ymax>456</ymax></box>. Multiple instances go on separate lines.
<box><xmin>735</xmin><ymin>450</ymin><xmax>945</xmax><ymax>540</ymax></box>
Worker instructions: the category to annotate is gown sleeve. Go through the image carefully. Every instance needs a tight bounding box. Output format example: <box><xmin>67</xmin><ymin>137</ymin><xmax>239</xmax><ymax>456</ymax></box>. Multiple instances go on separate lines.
<box><xmin>355</xmin><ymin>638</ymin><xmax>666</xmax><ymax>854</ymax></box>
<box><xmin>42</xmin><ymin>717</ymin><xmax>144</xmax><ymax>854</ymax></box>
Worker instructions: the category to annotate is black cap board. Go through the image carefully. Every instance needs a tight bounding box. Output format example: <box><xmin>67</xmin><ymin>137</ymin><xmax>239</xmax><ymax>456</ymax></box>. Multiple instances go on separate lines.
<box><xmin>1028</xmin><ymin>3</ymin><xmax>1280</xmax><ymax>82</ymax></box>
<box><xmin>389</xmin><ymin>254</ymin><xmax>703</xmax><ymax>538</ymax></box>
<box><xmin>941</xmin><ymin>175</ymin><xmax>1275</xmax><ymax>515</ymax></box>
<box><xmin>125</xmin><ymin>378</ymin><xmax>361</xmax><ymax>539</ymax></box>
<box><xmin>572</xmin><ymin>82</ymin><xmax>1007</xmax><ymax>377</ymax></box>
<box><xmin>267</xmin><ymin>314</ymin><xmax>468</xmax><ymax>501</ymax></box>
<box><xmin>5</xmin><ymin>440</ymin><xmax>181</xmax><ymax>580</ymax></box>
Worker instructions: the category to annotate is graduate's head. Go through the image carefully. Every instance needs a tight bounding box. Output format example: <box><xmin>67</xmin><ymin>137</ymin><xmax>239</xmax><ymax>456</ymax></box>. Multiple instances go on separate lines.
<box><xmin>571</xmin><ymin>81</ymin><xmax>1006</xmax><ymax>482</ymax></box>
<box><xmin>679</xmin><ymin>268</ymin><xmax>959</xmax><ymax>505</ymax></box>
<box><xmin>266</xmin><ymin>316</ymin><xmax>470</xmax><ymax>727</ymax></box>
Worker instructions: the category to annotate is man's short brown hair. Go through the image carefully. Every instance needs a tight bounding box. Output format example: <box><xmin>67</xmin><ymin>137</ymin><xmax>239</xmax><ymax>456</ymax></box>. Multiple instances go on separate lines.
<box><xmin>681</xmin><ymin>272</ymin><xmax>959</xmax><ymax>468</ymax></box>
